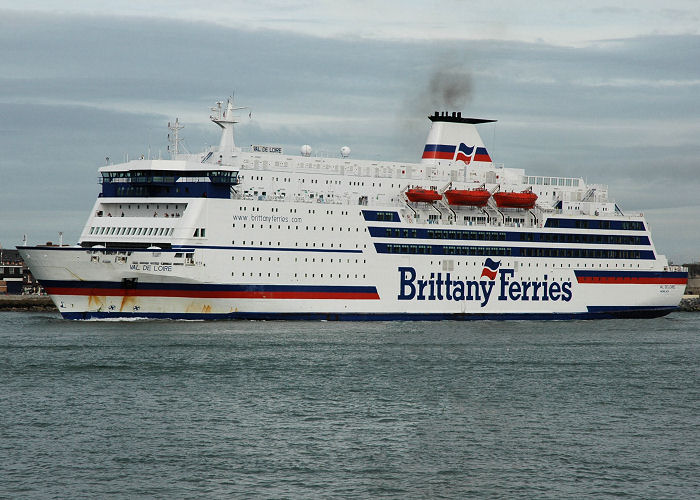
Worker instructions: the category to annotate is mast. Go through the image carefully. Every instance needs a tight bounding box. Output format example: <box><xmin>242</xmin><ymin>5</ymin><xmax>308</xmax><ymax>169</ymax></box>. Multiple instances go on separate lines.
<box><xmin>210</xmin><ymin>98</ymin><xmax>248</xmax><ymax>163</ymax></box>
<box><xmin>167</xmin><ymin>118</ymin><xmax>184</xmax><ymax>159</ymax></box>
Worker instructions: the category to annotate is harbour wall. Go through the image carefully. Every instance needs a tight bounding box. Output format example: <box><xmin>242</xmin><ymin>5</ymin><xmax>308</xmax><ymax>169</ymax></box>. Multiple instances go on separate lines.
<box><xmin>680</xmin><ymin>297</ymin><xmax>700</xmax><ymax>312</ymax></box>
<box><xmin>0</xmin><ymin>295</ymin><xmax>57</xmax><ymax>311</ymax></box>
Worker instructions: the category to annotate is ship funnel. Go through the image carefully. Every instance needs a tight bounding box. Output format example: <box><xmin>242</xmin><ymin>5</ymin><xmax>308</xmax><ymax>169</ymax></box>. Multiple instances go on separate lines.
<box><xmin>421</xmin><ymin>112</ymin><xmax>496</xmax><ymax>167</ymax></box>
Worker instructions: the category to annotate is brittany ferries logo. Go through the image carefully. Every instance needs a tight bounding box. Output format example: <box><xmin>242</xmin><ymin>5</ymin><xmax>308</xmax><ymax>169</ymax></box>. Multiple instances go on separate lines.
<box><xmin>455</xmin><ymin>143</ymin><xmax>475</xmax><ymax>164</ymax></box>
<box><xmin>422</xmin><ymin>143</ymin><xmax>493</xmax><ymax>164</ymax></box>
<box><xmin>397</xmin><ymin>259</ymin><xmax>572</xmax><ymax>307</ymax></box>
<box><xmin>480</xmin><ymin>257</ymin><xmax>500</xmax><ymax>279</ymax></box>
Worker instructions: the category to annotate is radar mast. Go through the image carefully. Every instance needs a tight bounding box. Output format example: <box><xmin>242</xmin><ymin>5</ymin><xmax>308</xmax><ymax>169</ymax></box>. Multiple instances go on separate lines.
<box><xmin>167</xmin><ymin>118</ymin><xmax>184</xmax><ymax>159</ymax></box>
<box><xmin>211</xmin><ymin>97</ymin><xmax>249</xmax><ymax>162</ymax></box>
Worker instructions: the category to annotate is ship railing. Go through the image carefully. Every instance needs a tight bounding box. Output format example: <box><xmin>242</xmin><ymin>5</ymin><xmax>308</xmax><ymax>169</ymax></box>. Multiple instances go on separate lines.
<box><xmin>241</xmin><ymin>152</ymin><xmax>464</xmax><ymax>182</ymax></box>
<box><xmin>289</xmin><ymin>194</ymin><xmax>347</xmax><ymax>205</ymax></box>
<box><xmin>99</xmin><ymin>177</ymin><xmax>130</xmax><ymax>183</ymax></box>
<box><xmin>666</xmin><ymin>264</ymin><xmax>687</xmax><ymax>272</ymax></box>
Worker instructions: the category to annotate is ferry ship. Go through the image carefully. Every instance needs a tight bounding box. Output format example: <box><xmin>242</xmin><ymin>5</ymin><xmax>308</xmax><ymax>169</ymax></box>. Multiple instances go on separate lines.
<box><xmin>18</xmin><ymin>99</ymin><xmax>688</xmax><ymax>320</ymax></box>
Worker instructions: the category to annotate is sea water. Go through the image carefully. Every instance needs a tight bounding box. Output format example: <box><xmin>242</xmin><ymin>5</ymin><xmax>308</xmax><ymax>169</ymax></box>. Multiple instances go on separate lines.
<box><xmin>1</xmin><ymin>311</ymin><xmax>697</xmax><ymax>499</ymax></box>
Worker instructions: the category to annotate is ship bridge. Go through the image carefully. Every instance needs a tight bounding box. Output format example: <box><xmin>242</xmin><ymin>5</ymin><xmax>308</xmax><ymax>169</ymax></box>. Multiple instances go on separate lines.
<box><xmin>98</xmin><ymin>159</ymin><xmax>239</xmax><ymax>199</ymax></box>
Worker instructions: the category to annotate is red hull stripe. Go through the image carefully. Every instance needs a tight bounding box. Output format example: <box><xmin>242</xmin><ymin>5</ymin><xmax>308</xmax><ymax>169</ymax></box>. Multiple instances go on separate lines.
<box><xmin>576</xmin><ymin>277</ymin><xmax>687</xmax><ymax>285</ymax></box>
<box><xmin>45</xmin><ymin>287</ymin><xmax>380</xmax><ymax>300</ymax></box>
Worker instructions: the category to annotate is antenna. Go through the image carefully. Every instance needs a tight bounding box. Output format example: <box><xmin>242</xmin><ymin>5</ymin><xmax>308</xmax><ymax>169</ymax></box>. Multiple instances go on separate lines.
<box><xmin>168</xmin><ymin>118</ymin><xmax>184</xmax><ymax>158</ymax></box>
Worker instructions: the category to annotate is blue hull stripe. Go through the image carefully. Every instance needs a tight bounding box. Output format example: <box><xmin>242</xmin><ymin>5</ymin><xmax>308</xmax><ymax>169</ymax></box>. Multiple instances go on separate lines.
<box><xmin>574</xmin><ymin>270</ymin><xmax>688</xmax><ymax>279</ymax></box>
<box><xmin>172</xmin><ymin>245</ymin><xmax>362</xmax><ymax>253</ymax></box>
<box><xmin>17</xmin><ymin>245</ymin><xmax>362</xmax><ymax>254</ymax></box>
<box><xmin>586</xmin><ymin>305</ymin><xmax>677</xmax><ymax>313</ymax></box>
<box><xmin>17</xmin><ymin>245</ymin><xmax>192</xmax><ymax>253</ymax></box>
<box><xmin>367</xmin><ymin>226</ymin><xmax>652</xmax><ymax>246</ymax></box>
<box><xmin>61</xmin><ymin>306</ymin><xmax>677</xmax><ymax>321</ymax></box>
<box><xmin>373</xmin><ymin>242</ymin><xmax>656</xmax><ymax>260</ymax></box>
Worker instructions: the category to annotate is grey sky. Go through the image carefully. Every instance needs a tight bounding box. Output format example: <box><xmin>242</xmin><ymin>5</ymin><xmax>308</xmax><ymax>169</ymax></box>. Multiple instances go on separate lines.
<box><xmin>1</xmin><ymin>2</ymin><xmax>698</xmax><ymax>263</ymax></box>
<box><xmin>11</xmin><ymin>1</ymin><xmax>700</xmax><ymax>43</ymax></box>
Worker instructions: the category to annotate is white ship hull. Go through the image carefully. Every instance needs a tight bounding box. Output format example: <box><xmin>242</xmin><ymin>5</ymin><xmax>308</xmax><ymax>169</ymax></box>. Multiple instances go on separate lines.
<box><xmin>19</xmin><ymin>204</ymin><xmax>686</xmax><ymax>320</ymax></box>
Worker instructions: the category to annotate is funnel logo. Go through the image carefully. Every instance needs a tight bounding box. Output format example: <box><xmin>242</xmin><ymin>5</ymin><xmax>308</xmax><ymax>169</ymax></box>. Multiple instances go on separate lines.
<box><xmin>480</xmin><ymin>258</ymin><xmax>500</xmax><ymax>280</ymax></box>
<box><xmin>455</xmin><ymin>143</ymin><xmax>475</xmax><ymax>164</ymax></box>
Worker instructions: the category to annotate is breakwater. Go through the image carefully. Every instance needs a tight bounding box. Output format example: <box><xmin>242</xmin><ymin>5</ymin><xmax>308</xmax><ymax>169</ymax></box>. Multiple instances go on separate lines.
<box><xmin>0</xmin><ymin>295</ymin><xmax>56</xmax><ymax>311</ymax></box>
<box><xmin>679</xmin><ymin>297</ymin><xmax>700</xmax><ymax>312</ymax></box>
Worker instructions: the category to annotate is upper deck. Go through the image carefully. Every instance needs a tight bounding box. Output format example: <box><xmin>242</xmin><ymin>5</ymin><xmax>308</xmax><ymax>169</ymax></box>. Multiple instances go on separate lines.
<box><xmin>90</xmin><ymin>99</ymin><xmax>638</xmax><ymax>235</ymax></box>
<box><xmin>99</xmin><ymin>159</ymin><xmax>239</xmax><ymax>198</ymax></box>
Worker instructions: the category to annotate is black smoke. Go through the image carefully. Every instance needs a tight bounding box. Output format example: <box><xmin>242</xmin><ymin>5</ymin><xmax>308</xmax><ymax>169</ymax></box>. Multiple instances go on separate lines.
<box><xmin>426</xmin><ymin>69</ymin><xmax>473</xmax><ymax>110</ymax></box>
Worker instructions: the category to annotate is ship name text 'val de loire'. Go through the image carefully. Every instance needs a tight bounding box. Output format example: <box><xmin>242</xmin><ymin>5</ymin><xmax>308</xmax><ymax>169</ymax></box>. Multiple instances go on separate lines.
<box><xmin>19</xmin><ymin>99</ymin><xmax>688</xmax><ymax>320</ymax></box>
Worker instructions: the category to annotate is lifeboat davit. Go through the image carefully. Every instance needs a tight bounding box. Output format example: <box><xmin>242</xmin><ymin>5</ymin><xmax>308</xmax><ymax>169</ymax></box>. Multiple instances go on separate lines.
<box><xmin>444</xmin><ymin>189</ymin><xmax>491</xmax><ymax>207</ymax></box>
<box><xmin>406</xmin><ymin>188</ymin><xmax>442</xmax><ymax>202</ymax></box>
<box><xmin>493</xmin><ymin>190</ymin><xmax>538</xmax><ymax>209</ymax></box>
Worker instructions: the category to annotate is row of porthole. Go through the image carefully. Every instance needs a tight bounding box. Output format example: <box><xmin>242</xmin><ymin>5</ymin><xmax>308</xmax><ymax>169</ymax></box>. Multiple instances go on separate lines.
<box><xmin>391</xmin><ymin>260</ymin><xmax>645</xmax><ymax>270</ymax></box>
<box><xmin>235</xmin><ymin>205</ymin><xmax>360</xmax><ymax>217</ymax></box>
<box><xmin>234</xmin><ymin>272</ymin><xmax>367</xmax><ymax>279</ymax></box>
<box><xmin>415</xmin><ymin>275</ymin><xmax>572</xmax><ymax>282</ymax></box>
<box><xmin>115</xmin><ymin>204</ymin><xmax>184</xmax><ymax>210</ymax></box>
<box><xmin>232</xmin><ymin>240</ymin><xmax>367</xmax><ymax>249</ymax></box>
<box><xmin>238</xmin><ymin>169</ymin><xmax>423</xmax><ymax>191</ymax></box>
<box><xmin>431</xmin><ymin>259</ymin><xmax>642</xmax><ymax>269</ymax></box>
<box><xmin>234</xmin><ymin>256</ymin><xmax>367</xmax><ymax>264</ymax></box>
<box><xmin>233</xmin><ymin>223</ymin><xmax>363</xmax><ymax>233</ymax></box>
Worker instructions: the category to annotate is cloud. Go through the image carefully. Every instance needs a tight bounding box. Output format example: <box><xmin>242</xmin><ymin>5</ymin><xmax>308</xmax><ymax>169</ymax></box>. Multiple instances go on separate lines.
<box><xmin>8</xmin><ymin>1</ymin><xmax>700</xmax><ymax>45</ymax></box>
<box><xmin>0</xmin><ymin>10</ymin><xmax>698</xmax><ymax>262</ymax></box>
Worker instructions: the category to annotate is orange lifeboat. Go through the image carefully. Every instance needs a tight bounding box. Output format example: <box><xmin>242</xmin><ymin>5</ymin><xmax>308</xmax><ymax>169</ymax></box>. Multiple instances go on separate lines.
<box><xmin>493</xmin><ymin>190</ymin><xmax>538</xmax><ymax>209</ymax></box>
<box><xmin>406</xmin><ymin>188</ymin><xmax>442</xmax><ymax>202</ymax></box>
<box><xmin>444</xmin><ymin>189</ymin><xmax>491</xmax><ymax>207</ymax></box>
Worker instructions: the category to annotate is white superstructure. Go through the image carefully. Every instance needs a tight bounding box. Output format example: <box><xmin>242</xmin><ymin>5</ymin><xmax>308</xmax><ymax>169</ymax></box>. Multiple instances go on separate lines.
<box><xmin>19</xmin><ymin>100</ymin><xmax>687</xmax><ymax>320</ymax></box>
